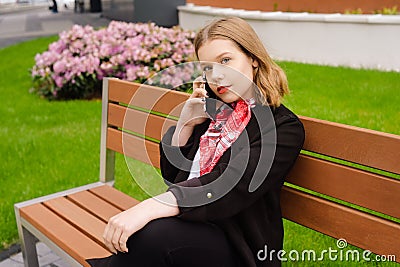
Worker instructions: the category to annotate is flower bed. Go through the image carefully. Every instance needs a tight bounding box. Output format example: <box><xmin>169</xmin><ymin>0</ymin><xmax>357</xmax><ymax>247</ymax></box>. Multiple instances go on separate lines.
<box><xmin>31</xmin><ymin>21</ymin><xmax>196</xmax><ymax>100</ymax></box>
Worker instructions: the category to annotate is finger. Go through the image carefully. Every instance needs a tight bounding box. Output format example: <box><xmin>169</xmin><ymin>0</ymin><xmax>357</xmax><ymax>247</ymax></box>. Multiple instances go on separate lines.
<box><xmin>193</xmin><ymin>80</ymin><xmax>204</xmax><ymax>90</ymax></box>
<box><xmin>188</xmin><ymin>98</ymin><xmax>209</xmax><ymax>119</ymax></box>
<box><xmin>111</xmin><ymin>226</ymin><xmax>123</xmax><ymax>252</ymax></box>
<box><xmin>193</xmin><ymin>75</ymin><xmax>205</xmax><ymax>89</ymax></box>
<box><xmin>187</xmin><ymin>97</ymin><xmax>206</xmax><ymax>106</ymax></box>
<box><xmin>103</xmin><ymin>216</ymin><xmax>117</xmax><ymax>253</ymax></box>
<box><xmin>103</xmin><ymin>219</ymin><xmax>118</xmax><ymax>254</ymax></box>
<box><xmin>190</xmin><ymin>87</ymin><xmax>208</xmax><ymax>99</ymax></box>
<box><xmin>119</xmin><ymin>232</ymin><xmax>129</xmax><ymax>253</ymax></box>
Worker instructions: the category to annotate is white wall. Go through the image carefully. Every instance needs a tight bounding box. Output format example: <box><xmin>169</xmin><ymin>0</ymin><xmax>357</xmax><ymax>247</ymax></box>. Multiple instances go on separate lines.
<box><xmin>178</xmin><ymin>4</ymin><xmax>400</xmax><ymax>72</ymax></box>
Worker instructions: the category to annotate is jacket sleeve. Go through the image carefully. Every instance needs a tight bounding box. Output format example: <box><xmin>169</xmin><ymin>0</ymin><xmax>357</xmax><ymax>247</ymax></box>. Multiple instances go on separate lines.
<box><xmin>159</xmin><ymin>125</ymin><xmax>196</xmax><ymax>184</ymax></box>
<box><xmin>167</xmin><ymin>114</ymin><xmax>305</xmax><ymax>222</ymax></box>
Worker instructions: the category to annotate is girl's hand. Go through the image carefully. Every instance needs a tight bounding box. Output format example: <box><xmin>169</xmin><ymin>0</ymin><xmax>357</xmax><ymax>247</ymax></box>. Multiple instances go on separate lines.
<box><xmin>172</xmin><ymin>76</ymin><xmax>210</xmax><ymax>146</ymax></box>
<box><xmin>103</xmin><ymin>202</ymin><xmax>151</xmax><ymax>253</ymax></box>
<box><xmin>177</xmin><ymin>76</ymin><xmax>209</xmax><ymax>128</ymax></box>
<box><xmin>103</xmin><ymin>192</ymin><xmax>179</xmax><ymax>253</ymax></box>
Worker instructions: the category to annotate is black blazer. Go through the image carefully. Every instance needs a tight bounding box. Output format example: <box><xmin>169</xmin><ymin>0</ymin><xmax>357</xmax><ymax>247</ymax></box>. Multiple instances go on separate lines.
<box><xmin>160</xmin><ymin>104</ymin><xmax>305</xmax><ymax>267</ymax></box>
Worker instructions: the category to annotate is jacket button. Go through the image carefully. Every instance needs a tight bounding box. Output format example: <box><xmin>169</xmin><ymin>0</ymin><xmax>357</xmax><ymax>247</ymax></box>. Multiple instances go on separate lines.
<box><xmin>207</xmin><ymin>192</ymin><xmax>212</xmax><ymax>199</ymax></box>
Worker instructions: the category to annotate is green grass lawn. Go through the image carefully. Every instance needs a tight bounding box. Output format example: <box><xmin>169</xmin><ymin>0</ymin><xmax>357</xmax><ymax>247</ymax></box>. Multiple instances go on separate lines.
<box><xmin>0</xmin><ymin>37</ymin><xmax>399</xmax><ymax>266</ymax></box>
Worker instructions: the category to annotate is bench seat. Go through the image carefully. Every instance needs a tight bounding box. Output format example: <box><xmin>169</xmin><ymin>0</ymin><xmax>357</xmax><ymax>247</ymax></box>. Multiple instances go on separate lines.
<box><xmin>15</xmin><ymin>183</ymin><xmax>139</xmax><ymax>266</ymax></box>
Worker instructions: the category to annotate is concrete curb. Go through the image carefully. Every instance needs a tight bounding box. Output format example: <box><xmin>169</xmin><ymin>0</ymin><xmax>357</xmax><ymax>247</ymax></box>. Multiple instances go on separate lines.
<box><xmin>0</xmin><ymin>244</ymin><xmax>21</xmax><ymax>262</ymax></box>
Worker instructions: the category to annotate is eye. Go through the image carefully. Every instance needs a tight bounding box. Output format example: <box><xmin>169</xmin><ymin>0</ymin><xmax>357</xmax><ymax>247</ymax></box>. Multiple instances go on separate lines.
<box><xmin>221</xmin><ymin>57</ymin><xmax>230</xmax><ymax>64</ymax></box>
<box><xmin>203</xmin><ymin>65</ymin><xmax>212</xmax><ymax>72</ymax></box>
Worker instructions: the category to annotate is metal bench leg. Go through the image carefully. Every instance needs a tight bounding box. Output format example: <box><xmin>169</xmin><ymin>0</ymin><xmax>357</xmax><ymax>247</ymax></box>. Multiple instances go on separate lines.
<box><xmin>15</xmin><ymin>206</ymin><xmax>39</xmax><ymax>267</ymax></box>
<box><xmin>20</xmin><ymin>227</ymin><xmax>39</xmax><ymax>267</ymax></box>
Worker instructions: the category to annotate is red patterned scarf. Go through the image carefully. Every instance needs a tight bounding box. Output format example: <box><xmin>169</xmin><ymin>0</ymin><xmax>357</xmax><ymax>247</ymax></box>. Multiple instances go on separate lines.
<box><xmin>199</xmin><ymin>99</ymin><xmax>254</xmax><ymax>175</ymax></box>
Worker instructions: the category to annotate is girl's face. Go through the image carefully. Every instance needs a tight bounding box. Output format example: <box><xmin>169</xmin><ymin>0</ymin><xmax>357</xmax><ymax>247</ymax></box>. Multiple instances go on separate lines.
<box><xmin>198</xmin><ymin>38</ymin><xmax>258</xmax><ymax>103</ymax></box>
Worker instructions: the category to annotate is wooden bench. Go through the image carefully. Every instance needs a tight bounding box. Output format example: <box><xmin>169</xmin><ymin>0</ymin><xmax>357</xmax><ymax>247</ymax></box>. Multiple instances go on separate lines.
<box><xmin>14</xmin><ymin>78</ymin><xmax>400</xmax><ymax>266</ymax></box>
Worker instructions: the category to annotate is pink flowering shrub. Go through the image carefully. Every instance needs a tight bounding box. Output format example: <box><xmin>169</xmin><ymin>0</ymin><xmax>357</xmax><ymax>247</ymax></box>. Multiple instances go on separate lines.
<box><xmin>31</xmin><ymin>21</ymin><xmax>196</xmax><ymax>100</ymax></box>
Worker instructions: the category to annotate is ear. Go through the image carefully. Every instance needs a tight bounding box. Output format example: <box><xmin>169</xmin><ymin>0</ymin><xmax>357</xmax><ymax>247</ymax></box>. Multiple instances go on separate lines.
<box><xmin>252</xmin><ymin>58</ymin><xmax>259</xmax><ymax>68</ymax></box>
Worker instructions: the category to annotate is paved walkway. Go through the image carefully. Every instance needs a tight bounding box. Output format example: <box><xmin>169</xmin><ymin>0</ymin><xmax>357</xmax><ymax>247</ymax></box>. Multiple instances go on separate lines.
<box><xmin>0</xmin><ymin>242</ymin><xmax>70</xmax><ymax>267</ymax></box>
<box><xmin>0</xmin><ymin>4</ymin><xmax>110</xmax><ymax>48</ymax></box>
<box><xmin>0</xmin><ymin>4</ymin><xmax>111</xmax><ymax>266</ymax></box>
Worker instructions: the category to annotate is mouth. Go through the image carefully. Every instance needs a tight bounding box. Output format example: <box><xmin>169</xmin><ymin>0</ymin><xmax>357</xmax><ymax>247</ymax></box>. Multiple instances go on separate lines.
<box><xmin>217</xmin><ymin>85</ymin><xmax>231</xmax><ymax>94</ymax></box>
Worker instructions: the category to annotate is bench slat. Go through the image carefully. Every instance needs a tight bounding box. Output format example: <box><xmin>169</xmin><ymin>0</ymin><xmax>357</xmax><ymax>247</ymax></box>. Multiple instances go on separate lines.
<box><xmin>108</xmin><ymin>79</ymin><xmax>189</xmax><ymax>117</ymax></box>
<box><xmin>43</xmin><ymin>197</ymin><xmax>107</xmax><ymax>248</ymax></box>
<box><xmin>300</xmin><ymin>116</ymin><xmax>400</xmax><ymax>174</ymax></box>
<box><xmin>20</xmin><ymin>203</ymin><xmax>111</xmax><ymax>266</ymax></box>
<box><xmin>108</xmin><ymin>103</ymin><xmax>177</xmax><ymax>141</ymax></box>
<box><xmin>287</xmin><ymin>154</ymin><xmax>400</xmax><ymax>219</ymax></box>
<box><xmin>107</xmin><ymin>127</ymin><xmax>160</xmax><ymax>168</ymax></box>
<box><xmin>67</xmin><ymin>190</ymin><xmax>122</xmax><ymax>222</ymax></box>
<box><xmin>281</xmin><ymin>186</ymin><xmax>400</xmax><ymax>260</ymax></box>
<box><xmin>89</xmin><ymin>185</ymin><xmax>140</xmax><ymax>211</ymax></box>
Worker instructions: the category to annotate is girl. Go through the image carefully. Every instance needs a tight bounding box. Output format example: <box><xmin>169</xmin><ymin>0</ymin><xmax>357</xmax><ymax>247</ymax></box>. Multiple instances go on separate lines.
<box><xmin>89</xmin><ymin>17</ymin><xmax>305</xmax><ymax>267</ymax></box>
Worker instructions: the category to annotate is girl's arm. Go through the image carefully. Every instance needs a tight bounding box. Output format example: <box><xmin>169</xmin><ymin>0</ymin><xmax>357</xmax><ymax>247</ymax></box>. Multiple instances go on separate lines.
<box><xmin>102</xmin><ymin>78</ymin><xmax>210</xmax><ymax>254</ymax></box>
<box><xmin>103</xmin><ymin>191</ymin><xmax>179</xmax><ymax>253</ymax></box>
<box><xmin>167</xmin><ymin>108</ymin><xmax>305</xmax><ymax>222</ymax></box>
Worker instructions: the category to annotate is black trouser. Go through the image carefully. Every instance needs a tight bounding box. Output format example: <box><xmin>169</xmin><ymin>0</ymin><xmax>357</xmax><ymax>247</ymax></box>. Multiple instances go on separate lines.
<box><xmin>88</xmin><ymin>217</ymin><xmax>239</xmax><ymax>267</ymax></box>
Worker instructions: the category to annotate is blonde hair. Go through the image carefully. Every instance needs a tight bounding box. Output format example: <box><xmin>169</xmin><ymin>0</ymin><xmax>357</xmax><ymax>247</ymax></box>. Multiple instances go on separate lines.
<box><xmin>194</xmin><ymin>17</ymin><xmax>289</xmax><ymax>107</ymax></box>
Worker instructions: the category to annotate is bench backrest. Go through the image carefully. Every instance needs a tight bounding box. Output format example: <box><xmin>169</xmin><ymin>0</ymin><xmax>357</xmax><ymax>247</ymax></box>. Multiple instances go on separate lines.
<box><xmin>100</xmin><ymin>78</ymin><xmax>400</xmax><ymax>262</ymax></box>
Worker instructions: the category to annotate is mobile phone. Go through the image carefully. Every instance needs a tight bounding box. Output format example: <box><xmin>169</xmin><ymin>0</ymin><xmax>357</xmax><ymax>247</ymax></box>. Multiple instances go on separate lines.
<box><xmin>202</xmin><ymin>72</ymin><xmax>218</xmax><ymax>121</ymax></box>
<box><xmin>205</xmin><ymin>97</ymin><xmax>218</xmax><ymax>121</ymax></box>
